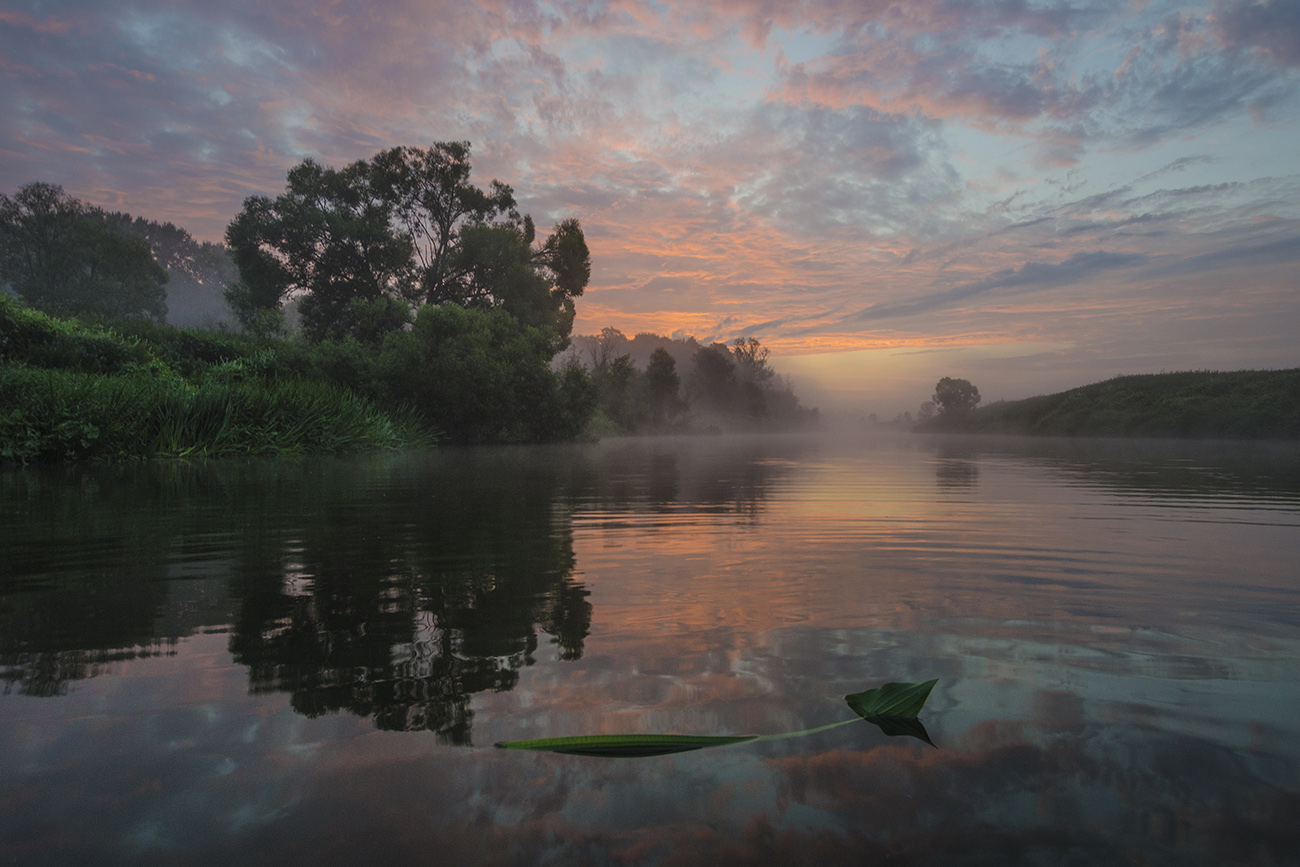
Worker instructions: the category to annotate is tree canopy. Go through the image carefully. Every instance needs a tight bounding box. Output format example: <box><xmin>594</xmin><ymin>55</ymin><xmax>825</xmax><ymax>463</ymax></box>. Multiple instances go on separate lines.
<box><xmin>933</xmin><ymin>377</ymin><xmax>981</xmax><ymax>416</ymax></box>
<box><xmin>0</xmin><ymin>183</ymin><xmax>167</xmax><ymax>321</ymax></box>
<box><xmin>225</xmin><ymin>158</ymin><xmax>416</xmax><ymax>341</ymax></box>
<box><xmin>225</xmin><ymin>142</ymin><xmax>589</xmax><ymax>347</ymax></box>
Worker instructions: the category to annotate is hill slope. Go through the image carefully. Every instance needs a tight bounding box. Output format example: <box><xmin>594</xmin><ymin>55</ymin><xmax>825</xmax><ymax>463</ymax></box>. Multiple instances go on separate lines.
<box><xmin>920</xmin><ymin>370</ymin><xmax>1300</xmax><ymax>439</ymax></box>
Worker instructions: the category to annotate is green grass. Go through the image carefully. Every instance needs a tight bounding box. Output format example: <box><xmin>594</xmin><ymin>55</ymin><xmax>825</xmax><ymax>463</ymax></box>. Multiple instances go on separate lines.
<box><xmin>0</xmin><ymin>364</ymin><xmax>430</xmax><ymax>461</ymax></box>
<box><xmin>1</xmin><ymin>295</ymin><xmax>434</xmax><ymax>462</ymax></box>
<box><xmin>921</xmin><ymin>370</ymin><xmax>1300</xmax><ymax>439</ymax></box>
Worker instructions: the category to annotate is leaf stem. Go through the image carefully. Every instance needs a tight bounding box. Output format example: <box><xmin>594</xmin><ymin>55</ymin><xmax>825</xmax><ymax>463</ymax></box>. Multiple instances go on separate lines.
<box><xmin>753</xmin><ymin>717</ymin><xmax>861</xmax><ymax>742</ymax></box>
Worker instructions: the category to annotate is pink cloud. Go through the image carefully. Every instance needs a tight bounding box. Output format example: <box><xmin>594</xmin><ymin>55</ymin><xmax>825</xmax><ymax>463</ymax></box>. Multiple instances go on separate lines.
<box><xmin>0</xmin><ymin>0</ymin><xmax>1295</xmax><ymax>381</ymax></box>
<box><xmin>0</xmin><ymin>10</ymin><xmax>83</xmax><ymax>36</ymax></box>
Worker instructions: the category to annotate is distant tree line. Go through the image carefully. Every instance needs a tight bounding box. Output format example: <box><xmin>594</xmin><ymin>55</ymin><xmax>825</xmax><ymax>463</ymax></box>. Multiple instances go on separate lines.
<box><xmin>571</xmin><ymin>327</ymin><xmax>819</xmax><ymax>434</ymax></box>
<box><xmin>913</xmin><ymin>371</ymin><xmax>1300</xmax><ymax>438</ymax></box>
<box><xmin>1</xmin><ymin>182</ymin><xmax>237</xmax><ymax>327</ymax></box>
<box><xmin>0</xmin><ymin>183</ymin><xmax>168</xmax><ymax>321</ymax></box>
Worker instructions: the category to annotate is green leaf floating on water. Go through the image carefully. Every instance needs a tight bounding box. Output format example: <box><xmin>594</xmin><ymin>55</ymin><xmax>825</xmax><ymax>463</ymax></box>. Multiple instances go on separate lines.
<box><xmin>860</xmin><ymin>713</ymin><xmax>935</xmax><ymax>745</ymax></box>
<box><xmin>495</xmin><ymin>733</ymin><xmax>759</xmax><ymax>757</ymax></box>
<box><xmin>845</xmin><ymin>679</ymin><xmax>938</xmax><ymax>720</ymax></box>
<box><xmin>844</xmin><ymin>679</ymin><xmax>938</xmax><ymax>746</ymax></box>
<box><xmin>495</xmin><ymin>679</ymin><xmax>938</xmax><ymax>756</ymax></box>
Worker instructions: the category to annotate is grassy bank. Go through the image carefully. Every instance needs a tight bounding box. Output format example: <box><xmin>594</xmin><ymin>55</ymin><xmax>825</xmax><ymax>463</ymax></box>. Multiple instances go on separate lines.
<box><xmin>1</xmin><ymin>296</ymin><xmax>433</xmax><ymax>462</ymax></box>
<box><xmin>918</xmin><ymin>370</ymin><xmax>1300</xmax><ymax>439</ymax></box>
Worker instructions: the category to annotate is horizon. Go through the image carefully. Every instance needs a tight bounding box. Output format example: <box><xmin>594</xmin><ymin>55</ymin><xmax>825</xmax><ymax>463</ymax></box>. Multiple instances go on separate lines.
<box><xmin>4</xmin><ymin>0</ymin><xmax>1298</xmax><ymax>413</ymax></box>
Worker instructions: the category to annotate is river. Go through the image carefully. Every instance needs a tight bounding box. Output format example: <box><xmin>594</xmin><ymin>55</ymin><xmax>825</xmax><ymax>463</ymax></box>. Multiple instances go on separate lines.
<box><xmin>2</xmin><ymin>432</ymin><xmax>1299</xmax><ymax>866</ymax></box>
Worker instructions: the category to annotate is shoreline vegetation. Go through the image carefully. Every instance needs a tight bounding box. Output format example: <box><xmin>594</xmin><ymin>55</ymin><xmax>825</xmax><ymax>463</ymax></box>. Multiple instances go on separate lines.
<box><xmin>12</xmin><ymin>149</ymin><xmax>1291</xmax><ymax>460</ymax></box>
<box><xmin>3</xmin><ymin>145</ymin><xmax>819</xmax><ymax>464</ymax></box>
<box><xmin>0</xmin><ymin>295</ymin><xmax>818</xmax><ymax>463</ymax></box>
<box><xmin>914</xmin><ymin>369</ymin><xmax>1300</xmax><ymax>439</ymax></box>
<box><xmin>0</xmin><ymin>295</ymin><xmax>435</xmax><ymax>462</ymax></box>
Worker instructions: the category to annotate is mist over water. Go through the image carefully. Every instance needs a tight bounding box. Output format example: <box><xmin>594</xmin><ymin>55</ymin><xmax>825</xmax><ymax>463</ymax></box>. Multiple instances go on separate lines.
<box><xmin>3</xmin><ymin>433</ymin><xmax>1299</xmax><ymax>865</ymax></box>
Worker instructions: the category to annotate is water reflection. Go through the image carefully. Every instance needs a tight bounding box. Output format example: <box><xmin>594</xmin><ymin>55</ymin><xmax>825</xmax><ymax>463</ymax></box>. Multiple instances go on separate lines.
<box><xmin>3</xmin><ymin>433</ymin><xmax>1299</xmax><ymax>865</ymax></box>
<box><xmin>2</xmin><ymin>463</ymin><xmax>229</xmax><ymax>697</ymax></box>
<box><xmin>2</xmin><ymin>452</ymin><xmax>595</xmax><ymax>742</ymax></box>
<box><xmin>927</xmin><ymin>433</ymin><xmax>1300</xmax><ymax>506</ymax></box>
<box><xmin>1</xmin><ymin>436</ymin><xmax>810</xmax><ymax>740</ymax></box>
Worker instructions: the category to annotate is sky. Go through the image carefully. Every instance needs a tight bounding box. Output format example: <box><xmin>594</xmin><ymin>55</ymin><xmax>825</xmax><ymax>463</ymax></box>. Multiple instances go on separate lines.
<box><xmin>3</xmin><ymin>0</ymin><xmax>1299</xmax><ymax>413</ymax></box>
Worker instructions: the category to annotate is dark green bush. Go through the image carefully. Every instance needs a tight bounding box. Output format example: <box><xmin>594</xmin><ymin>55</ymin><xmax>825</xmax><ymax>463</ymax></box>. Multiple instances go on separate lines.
<box><xmin>1</xmin><ymin>295</ymin><xmax>155</xmax><ymax>374</ymax></box>
<box><xmin>379</xmin><ymin>305</ymin><xmax>592</xmax><ymax>443</ymax></box>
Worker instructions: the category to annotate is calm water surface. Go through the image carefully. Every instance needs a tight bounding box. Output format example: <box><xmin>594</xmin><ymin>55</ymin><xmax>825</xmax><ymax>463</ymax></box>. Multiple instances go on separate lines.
<box><xmin>2</xmin><ymin>433</ymin><xmax>1299</xmax><ymax>866</ymax></box>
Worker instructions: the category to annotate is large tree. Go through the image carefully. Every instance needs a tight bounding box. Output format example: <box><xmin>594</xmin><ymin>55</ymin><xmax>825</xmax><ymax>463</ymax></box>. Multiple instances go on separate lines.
<box><xmin>225</xmin><ymin>158</ymin><xmax>416</xmax><ymax>341</ymax></box>
<box><xmin>369</xmin><ymin>141</ymin><xmax>517</xmax><ymax>305</ymax></box>
<box><xmin>227</xmin><ymin>142</ymin><xmax>589</xmax><ymax>347</ymax></box>
<box><xmin>933</xmin><ymin>377</ymin><xmax>981</xmax><ymax>416</ymax></box>
<box><xmin>0</xmin><ymin>183</ymin><xmax>167</xmax><ymax>321</ymax></box>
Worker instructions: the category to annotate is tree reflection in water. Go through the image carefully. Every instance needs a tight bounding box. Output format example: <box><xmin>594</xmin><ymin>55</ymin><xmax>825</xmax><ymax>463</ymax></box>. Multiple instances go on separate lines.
<box><xmin>4</xmin><ymin>435</ymin><xmax>814</xmax><ymax>740</ymax></box>
<box><xmin>2</xmin><ymin>449</ymin><xmax>593</xmax><ymax>743</ymax></box>
<box><xmin>221</xmin><ymin>449</ymin><xmax>594</xmax><ymax>744</ymax></box>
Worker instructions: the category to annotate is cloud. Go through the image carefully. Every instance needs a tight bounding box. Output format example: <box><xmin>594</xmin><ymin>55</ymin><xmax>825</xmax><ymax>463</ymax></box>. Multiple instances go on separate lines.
<box><xmin>1151</xmin><ymin>230</ymin><xmax>1300</xmax><ymax>276</ymax></box>
<box><xmin>1</xmin><ymin>0</ymin><xmax>1297</xmax><ymax>385</ymax></box>
<box><xmin>764</xmin><ymin>0</ymin><xmax>1300</xmax><ymax>166</ymax></box>
<box><xmin>1213</xmin><ymin>0</ymin><xmax>1300</xmax><ymax>66</ymax></box>
<box><xmin>840</xmin><ymin>250</ymin><xmax>1148</xmax><ymax>322</ymax></box>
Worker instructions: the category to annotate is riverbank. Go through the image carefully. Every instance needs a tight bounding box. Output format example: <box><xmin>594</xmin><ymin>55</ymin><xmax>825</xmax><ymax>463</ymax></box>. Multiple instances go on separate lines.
<box><xmin>917</xmin><ymin>369</ymin><xmax>1300</xmax><ymax>438</ymax></box>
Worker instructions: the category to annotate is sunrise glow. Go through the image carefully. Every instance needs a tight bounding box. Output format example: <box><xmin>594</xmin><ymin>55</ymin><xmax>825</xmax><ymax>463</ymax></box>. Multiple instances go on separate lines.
<box><xmin>3</xmin><ymin>0</ymin><xmax>1297</xmax><ymax>411</ymax></box>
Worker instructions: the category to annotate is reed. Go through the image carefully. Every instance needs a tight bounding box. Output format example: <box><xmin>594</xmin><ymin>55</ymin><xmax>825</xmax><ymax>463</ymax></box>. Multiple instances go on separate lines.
<box><xmin>3</xmin><ymin>294</ymin><xmax>438</xmax><ymax>462</ymax></box>
<box><xmin>1</xmin><ymin>364</ymin><xmax>432</xmax><ymax>462</ymax></box>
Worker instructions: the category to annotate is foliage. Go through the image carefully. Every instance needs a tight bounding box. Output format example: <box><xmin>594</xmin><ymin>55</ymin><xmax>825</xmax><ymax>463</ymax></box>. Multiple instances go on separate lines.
<box><xmin>0</xmin><ymin>363</ymin><xmax>425</xmax><ymax>462</ymax></box>
<box><xmin>933</xmin><ymin>376</ymin><xmax>981</xmax><ymax>417</ymax></box>
<box><xmin>732</xmin><ymin>337</ymin><xmax>776</xmax><ymax>419</ymax></box>
<box><xmin>589</xmin><ymin>352</ymin><xmax>641</xmax><ymax>429</ymax></box>
<box><xmin>643</xmin><ymin>347</ymin><xmax>683</xmax><ymax>427</ymax></box>
<box><xmin>1</xmin><ymin>293</ymin><xmax>155</xmax><ymax>374</ymax></box>
<box><xmin>917</xmin><ymin>370</ymin><xmax>1300</xmax><ymax>438</ymax></box>
<box><xmin>226</xmin><ymin>142</ymin><xmax>589</xmax><ymax>349</ymax></box>
<box><xmin>1</xmin><ymin>294</ymin><xmax>430</xmax><ymax>461</ymax></box>
<box><xmin>1</xmin><ymin>182</ymin><xmax>167</xmax><ymax>321</ymax></box>
<box><xmin>690</xmin><ymin>342</ymin><xmax>739</xmax><ymax>413</ymax></box>
<box><xmin>841</xmin><ymin>678</ymin><xmax>937</xmax><ymax>746</ymax></box>
<box><xmin>844</xmin><ymin>679</ymin><xmax>939</xmax><ymax>719</ymax></box>
<box><xmin>225</xmin><ymin>158</ymin><xmax>416</xmax><ymax>341</ymax></box>
<box><xmin>3</xmin><ymin>286</ymin><xmax>603</xmax><ymax>458</ymax></box>
<box><xmin>378</xmin><ymin>304</ymin><xmax>594</xmax><ymax>444</ymax></box>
